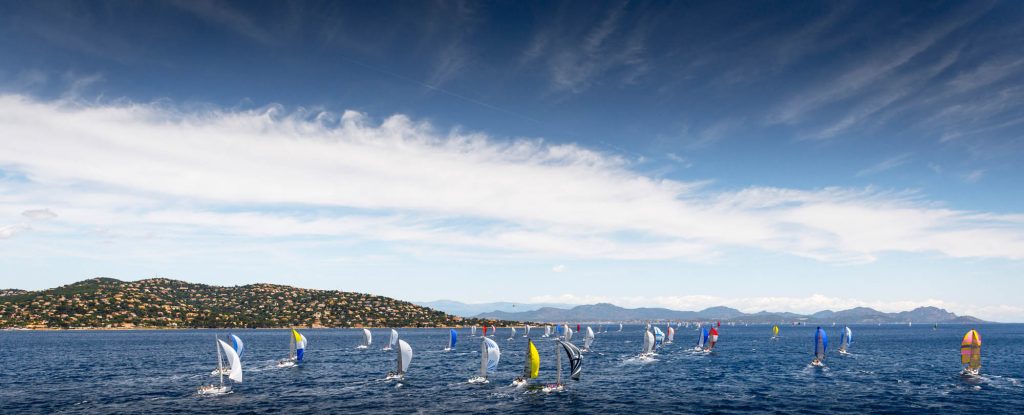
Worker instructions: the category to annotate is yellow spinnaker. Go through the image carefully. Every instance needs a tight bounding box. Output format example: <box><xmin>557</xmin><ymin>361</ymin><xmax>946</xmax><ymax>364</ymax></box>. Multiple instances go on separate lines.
<box><xmin>772</xmin><ymin>325</ymin><xmax>779</xmax><ymax>336</ymax></box>
<box><xmin>292</xmin><ymin>329</ymin><xmax>302</xmax><ymax>343</ymax></box>
<box><xmin>960</xmin><ymin>330</ymin><xmax>981</xmax><ymax>369</ymax></box>
<box><xmin>526</xmin><ymin>339</ymin><xmax>540</xmax><ymax>379</ymax></box>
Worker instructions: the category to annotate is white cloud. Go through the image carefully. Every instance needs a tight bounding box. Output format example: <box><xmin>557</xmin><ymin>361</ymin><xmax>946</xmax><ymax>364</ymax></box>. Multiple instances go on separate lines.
<box><xmin>0</xmin><ymin>94</ymin><xmax>1022</xmax><ymax>263</ymax></box>
<box><xmin>0</xmin><ymin>224</ymin><xmax>30</xmax><ymax>239</ymax></box>
<box><xmin>21</xmin><ymin>208</ymin><xmax>58</xmax><ymax>220</ymax></box>
<box><xmin>527</xmin><ymin>293</ymin><xmax>1024</xmax><ymax>322</ymax></box>
<box><xmin>552</xmin><ymin>264</ymin><xmax>567</xmax><ymax>273</ymax></box>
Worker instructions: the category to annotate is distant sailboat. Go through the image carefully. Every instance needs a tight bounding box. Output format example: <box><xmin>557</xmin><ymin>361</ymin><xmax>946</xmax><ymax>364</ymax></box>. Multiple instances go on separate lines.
<box><xmin>490</xmin><ymin>325</ymin><xmax>496</xmax><ymax>336</ymax></box>
<box><xmin>384</xmin><ymin>329</ymin><xmax>398</xmax><ymax>351</ymax></box>
<box><xmin>468</xmin><ymin>337</ymin><xmax>500</xmax><ymax>384</ymax></box>
<box><xmin>707</xmin><ymin>327</ymin><xmax>718</xmax><ymax>351</ymax></box>
<box><xmin>695</xmin><ymin>327</ymin><xmax>708</xmax><ymax>351</ymax></box>
<box><xmin>960</xmin><ymin>330</ymin><xmax>982</xmax><ymax>376</ymax></box>
<box><xmin>200</xmin><ymin>337</ymin><xmax>242</xmax><ymax>395</ymax></box>
<box><xmin>445</xmin><ymin>328</ymin><xmax>457</xmax><ymax>351</ymax></box>
<box><xmin>387</xmin><ymin>339</ymin><xmax>413</xmax><ymax>381</ymax></box>
<box><xmin>618</xmin><ymin>323</ymin><xmax>623</xmax><ymax>332</ymax></box>
<box><xmin>482</xmin><ymin>325</ymin><xmax>489</xmax><ymax>337</ymax></box>
<box><xmin>524</xmin><ymin>325</ymin><xmax>530</xmax><ymax>337</ymax></box>
<box><xmin>513</xmin><ymin>339</ymin><xmax>541</xmax><ymax>387</ymax></box>
<box><xmin>838</xmin><ymin>326</ymin><xmax>852</xmax><ymax>354</ymax></box>
<box><xmin>357</xmin><ymin>328</ymin><xmax>372</xmax><ymax>349</ymax></box>
<box><xmin>543</xmin><ymin>325</ymin><xmax>551</xmax><ymax>338</ymax></box>
<box><xmin>471</xmin><ymin>326</ymin><xmax>477</xmax><ymax>337</ymax></box>
<box><xmin>812</xmin><ymin>327</ymin><xmax>827</xmax><ymax>367</ymax></box>
<box><xmin>508</xmin><ymin>327</ymin><xmax>517</xmax><ymax>341</ymax></box>
<box><xmin>771</xmin><ymin>324</ymin><xmax>780</xmax><ymax>339</ymax></box>
<box><xmin>564</xmin><ymin>326</ymin><xmax>574</xmax><ymax>342</ymax></box>
<box><xmin>582</xmin><ymin>326</ymin><xmax>595</xmax><ymax>352</ymax></box>
<box><xmin>653</xmin><ymin>327</ymin><xmax>665</xmax><ymax>349</ymax></box>
<box><xmin>543</xmin><ymin>340</ymin><xmax>582</xmax><ymax>393</ymax></box>
<box><xmin>211</xmin><ymin>334</ymin><xmax>244</xmax><ymax>376</ymax></box>
<box><xmin>277</xmin><ymin>329</ymin><xmax>307</xmax><ymax>367</ymax></box>
<box><xmin>666</xmin><ymin>327</ymin><xmax>675</xmax><ymax>344</ymax></box>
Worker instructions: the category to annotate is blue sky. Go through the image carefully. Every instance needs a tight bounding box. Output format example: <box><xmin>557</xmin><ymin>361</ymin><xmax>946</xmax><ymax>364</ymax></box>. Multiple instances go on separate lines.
<box><xmin>1</xmin><ymin>1</ymin><xmax>1022</xmax><ymax>320</ymax></box>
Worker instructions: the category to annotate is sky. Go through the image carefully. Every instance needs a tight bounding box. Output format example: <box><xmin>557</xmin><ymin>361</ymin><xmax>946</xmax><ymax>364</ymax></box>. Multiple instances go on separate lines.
<box><xmin>1</xmin><ymin>1</ymin><xmax>1022</xmax><ymax>321</ymax></box>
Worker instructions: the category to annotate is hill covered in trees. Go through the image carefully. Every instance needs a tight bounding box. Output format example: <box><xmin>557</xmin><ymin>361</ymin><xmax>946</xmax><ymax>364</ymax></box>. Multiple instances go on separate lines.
<box><xmin>0</xmin><ymin>278</ymin><xmax>519</xmax><ymax>329</ymax></box>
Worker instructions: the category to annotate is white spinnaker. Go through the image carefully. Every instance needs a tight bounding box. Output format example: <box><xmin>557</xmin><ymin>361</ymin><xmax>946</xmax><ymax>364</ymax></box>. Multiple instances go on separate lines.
<box><xmin>362</xmin><ymin>329</ymin><xmax>372</xmax><ymax>347</ymax></box>
<box><xmin>642</xmin><ymin>330</ymin><xmax>655</xmax><ymax>354</ymax></box>
<box><xmin>389</xmin><ymin>329</ymin><xmax>399</xmax><ymax>347</ymax></box>
<box><xmin>584</xmin><ymin>327</ymin><xmax>595</xmax><ymax>349</ymax></box>
<box><xmin>217</xmin><ymin>339</ymin><xmax>243</xmax><ymax>383</ymax></box>
<box><xmin>397</xmin><ymin>339</ymin><xmax>413</xmax><ymax>374</ymax></box>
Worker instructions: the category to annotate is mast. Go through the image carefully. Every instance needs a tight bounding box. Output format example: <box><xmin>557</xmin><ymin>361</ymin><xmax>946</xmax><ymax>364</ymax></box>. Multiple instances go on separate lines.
<box><xmin>479</xmin><ymin>339</ymin><xmax>488</xmax><ymax>378</ymax></box>
<box><xmin>555</xmin><ymin>341</ymin><xmax>562</xmax><ymax>385</ymax></box>
<box><xmin>216</xmin><ymin>336</ymin><xmax>224</xmax><ymax>387</ymax></box>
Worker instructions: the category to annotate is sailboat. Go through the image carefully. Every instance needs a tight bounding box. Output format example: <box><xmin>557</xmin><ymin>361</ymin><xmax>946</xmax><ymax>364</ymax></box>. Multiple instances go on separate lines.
<box><xmin>445</xmin><ymin>328</ymin><xmax>458</xmax><ymax>351</ymax></box>
<box><xmin>490</xmin><ymin>325</ymin><xmax>496</xmax><ymax>336</ymax></box>
<box><xmin>838</xmin><ymin>326</ymin><xmax>852</xmax><ymax>354</ymax></box>
<box><xmin>653</xmin><ymin>327</ymin><xmax>665</xmax><ymax>349</ymax></box>
<box><xmin>357</xmin><ymin>328</ymin><xmax>372</xmax><ymax>349</ymax></box>
<box><xmin>468</xmin><ymin>337</ymin><xmax>500</xmax><ymax>384</ymax></box>
<box><xmin>386</xmin><ymin>339</ymin><xmax>413</xmax><ymax>381</ymax></box>
<box><xmin>482</xmin><ymin>325</ymin><xmax>489</xmax><ymax>337</ymax></box>
<box><xmin>471</xmin><ymin>326</ymin><xmax>477</xmax><ymax>337</ymax></box>
<box><xmin>666</xmin><ymin>326</ymin><xmax>675</xmax><ymax>344</ymax></box>
<box><xmin>564</xmin><ymin>326</ymin><xmax>574</xmax><ymax>342</ymax></box>
<box><xmin>618</xmin><ymin>323</ymin><xmax>623</xmax><ymax>332</ymax></box>
<box><xmin>508</xmin><ymin>327</ymin><xmax>517</xmax><ymax>341</ymax></box>
<box><xmin>524</xmin><ymin>325</ymin><xmax>530</xmax><ymax>337</ymax></box>
<box><xmin>199</xmin><ymin>337</ymin><xmax>242</xmax><ymax>395</ymax></box>
<box><xmin>277</xmin><ymin>329</ymin><xmax>307</xmax><ymax>367</ymax></box>
<box><xmin>707</xmin><ymin>327</ymin><xmax>718</xmax><ymax>351</ymax></box>
<box><xmin>811</xmin><ymin>327</ymin><xmax>827</xmax><ymax>367</ymax></box>
<box><xmin>694</xmin><ymin>327</ymin><xmax>708</xmax><ymax>352</ymax></box>
<box><xmin>771</xmin><ymin>324</ymin><xmax>780</xmax><ymax>339</ymax></box>
<box><xmin>960</xmin><ymin>330</ymin><xmax>982</xmax><ymax>376</ymax></box>
<box><xmin>512</xmin><ymin>339</ymin><xmax>541</xmax><ymax>387</ymax></box>
<box><xmin>211</xmin><ymin>334</ymin><xmax>244</xmax><ymax>375</ymax></box>
<box><xmin>542</xmin><ymin>325</ymin><xmax>551</xmax><ymax>338</ymax></box>
<box><xmin>582</xmin><ymin>326</ymin><xmax>595</xmax><ymax>352</ymax></box>
<box><xmin>639</xmin><ymin>329</ymin><xmax>656</xmax><ymax>361</ymax></box>
<box><xmin>384</xmin><ymin>329</ymin><xmax>398</xmax><ymax>351</ymax></box>
<box><xmin>543</xmin><ymin>340</ymin><xmax>582</xmax><ymax>393</ymax></box>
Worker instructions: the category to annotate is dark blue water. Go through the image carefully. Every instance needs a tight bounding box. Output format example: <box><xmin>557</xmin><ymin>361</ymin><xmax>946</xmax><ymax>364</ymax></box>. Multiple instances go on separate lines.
<box><xmin>2</xmin><ymin>324</ymin><xmax>1022</xmax><ymax>414</ymax></box>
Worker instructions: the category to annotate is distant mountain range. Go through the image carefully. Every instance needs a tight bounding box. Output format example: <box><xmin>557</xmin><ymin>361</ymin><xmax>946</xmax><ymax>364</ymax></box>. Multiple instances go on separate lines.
<box><xmin>413</xmin><ymin>300</ymin><xmax>575</xmax><ymax>317</ymax></box>
<box><xmin>474</xmin><ymin>303</ymin><xmax>986</xmax><ymax>324</ymax></box>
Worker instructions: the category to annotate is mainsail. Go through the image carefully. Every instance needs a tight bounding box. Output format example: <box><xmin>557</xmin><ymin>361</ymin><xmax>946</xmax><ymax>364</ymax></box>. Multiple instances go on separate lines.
<box><xmin>960</xmin><ymin>330</ymin><xmax>982</xmax><ymax>371</ymax></box>
<box><xmin>618</xmin><ymin>323</ymin><xmax>623</xmax><ymax>332</ymax></box>
<box><xmin>217</xmin><ymin>339</ymin><xmax>243</xmax><ymax>383</ymax></box>
<box><xmin>524</xmin><ymin>325</ymin><xmax>530</xmax><ymax>337</ymax></box>
<box><xmin>448</xmin><ymin>328</ymin><xmax>458</xmax><ymax>350</ymax></box>
<box><xmin>508</xmin><ymin>327</ymin><xmax>516</xmax><ymax>340</ymax></box>
<box><xmin>815</xmin><ymin>327</ymin><xmax>828</xmax><ymax>361</ymax></box>
<box><xmin>396</xmin><ymin>339</ymin><xmax>413</xmax><ymax>375</ymax></box>
<box><xmin>471</xmin><ymin>326</ymin><xmax>477</xmax><ymax>336</ymax></box>
<box><xmin>480</xmin><ymin>338</ymin><xmax>501</xmax><ymax>378</ymax></box>
<box><xmin>490</xmin><ymin>325</ymin><xmax>496</xmax><ymax>336</ymax></box>
<box><xmin>698</xmin><ymin>327</ymin><xmax>708</xmax><ymax>349</ymax></box>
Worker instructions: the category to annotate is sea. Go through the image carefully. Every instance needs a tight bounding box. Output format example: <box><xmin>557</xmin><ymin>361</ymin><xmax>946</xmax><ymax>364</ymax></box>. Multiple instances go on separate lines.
<box><xmin>1</xmin><ymin>324</ymin><xmax>1022</xmax><ymax>414</ymax></box>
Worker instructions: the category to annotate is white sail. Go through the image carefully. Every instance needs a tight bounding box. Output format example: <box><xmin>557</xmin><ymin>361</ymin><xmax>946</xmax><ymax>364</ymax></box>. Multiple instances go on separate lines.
<box><xmin>217</xmin><ymin>339</ymin><xmax>243</xmax><ymax>383</ymax></box>
<box><xmin>565</xmin><ymin>327</ymin><xmax>574</xmax><ymax>342</ymax></box>
<box><xmin>619</xmin><ymin>323</ymin><xmax>623</xmax><ymax>331</ymax></box>
<box><xmin>471</xmin><ymin>326</ymin><xmax>477</xmax><ymax>336</ymax></box>
<box><xmin>584</xmin><ymin>326</ymin><xmax>595</xmax><ymax>350</ymax></box>
<box><xmin>388</xmin><ymin>329</ymin><xmax>399</xmax><ymax>349</ymax></box>
<box><xmin>397</xmin><ymin>339</ymin><xmax>412</xmax><ymax>374</ymax></box>
<box><xmin>361</xmin><ymin>328</ymin><xmax>372</xmax><ymax>348</ymax></box>
<box><xmin>230</xmin><ymin>334</ymin><xmax>245</xmax><ymax>358</ymax></box>
<box><xmin>543</xmin><ymin>325</ymin><xmax>551</xmax><ymax>337</ymax></box>
<box><xmin>509</xmin><ymin>327</ymin><xmax>517</xmax><ymax>340</ymax></box>
<box><xmin>483</xmin><ymin>338</ymin><xmax>501</xmax><ymax>376</ymax></box>
<box><xmin>642</xmin><ymin>330</ymin><xmax>655</xmax><ymax>354</ymax></box>
<box><xmin>524</xmin><ymin>325</ymin><xmax>530</xmax><ymax>337</ymax></box>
